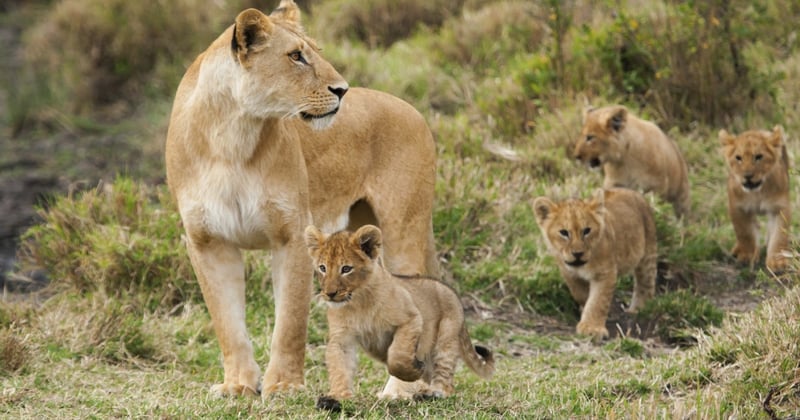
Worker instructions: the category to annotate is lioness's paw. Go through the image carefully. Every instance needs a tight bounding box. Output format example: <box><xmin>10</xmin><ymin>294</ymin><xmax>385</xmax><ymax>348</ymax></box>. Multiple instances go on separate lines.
<box><xmin>576</xmin><ymin>322</ymin><xmax>609</xmax><ymax>339</ymax></box>
<box><xmin>209</xmin><ymin>383</ymin><xmax>260</xmax><ymax>398</ymax></box>
<box><xmin>766</xmin><ymin>255</ymin><xmax>789</xmax><ymax>273</ymax></box>
<box><xmin>316</xmin><ymin>395</ymin><xmax>342</xmax><ymax>412</ymax></box>
<box><xmin>413</xmin><ymin>389</ymin><xmax>445</xmax><ymax>401</ymax></box>
<box><xmin>731</xmin><ymin>245</ymin><xmax>757</xmax><ymax>265</ymax></box>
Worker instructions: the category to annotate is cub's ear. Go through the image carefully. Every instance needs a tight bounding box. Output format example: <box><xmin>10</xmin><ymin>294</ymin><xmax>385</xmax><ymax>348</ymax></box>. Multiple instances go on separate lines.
<box><xmin>353</xmin><ymin>225</ymin><xmax>382</xmax><ymax>260</ymax></box>
<box><xmin>718</xmin><ymin>129</ymin><xmax>735</xmax><ymax>147</ymax></box>
<box><xmin>270</xmin><ymin>0</ymin><xmax>301</xmax><ymax>24</ymax></box>
<box><xmin>582</xmin><ymin>105</ymin><xmax>595</xmax><ymax>124</ymax></box>
<box><xmin>590</xmin><ymin>188</ymin><xmax>607</xmax><ymax>214</ymax></box>
<box><xmin>304</xmin><ymin>225</ymin><xmax>325</xmax><ymax>253</ymax></box>
<box><xmin>232</xmin><ymin>8</ymin><xmax>274</xmax><ymax>65</ymax></box>
<box><xmin>770</xmin><ymin>125</ymin><xmax>785</xmax><ymax>148</ymax></box>
<box><xmin>532</xmin><ymin>197</ymin><xmax>555</xmax><ymax>225</ymax></box>
<box><xmin>607</xmin><ymin>106</ymin><xmax>627</xmax><ymax>132</ymax></box>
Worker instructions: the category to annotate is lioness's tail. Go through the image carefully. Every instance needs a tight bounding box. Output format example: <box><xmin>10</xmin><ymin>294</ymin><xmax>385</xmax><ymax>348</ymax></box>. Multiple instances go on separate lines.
<box><xmin>459</xmin><ymin>326</ymin><xmax>494</xmax><ymax>379</ymax></box>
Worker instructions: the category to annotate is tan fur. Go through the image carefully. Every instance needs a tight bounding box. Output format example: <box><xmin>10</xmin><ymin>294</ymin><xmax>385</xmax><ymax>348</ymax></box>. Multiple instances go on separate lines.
<box><xmin>533</xmin><ymin>188</ymin><xmax>658</xmax><ymax>339</ymax></box>
<box><xmin>574</xmin><ymin>105</ymin><xmax>691</xmax><ymax>219</ymax></box>
<box><xmin>719</xmin><ymin>126</ymin><xmax>792</xmax><ymax>272</ymax></box>
<box><xmin>165</xmin><ymin>1</ymin><xmax>439</xmax><ymax>397</ymax></box>
<box><xmin>304</xmin><ymin>225</ymin><xmax>494</xmax><ymax>402</ymax></box>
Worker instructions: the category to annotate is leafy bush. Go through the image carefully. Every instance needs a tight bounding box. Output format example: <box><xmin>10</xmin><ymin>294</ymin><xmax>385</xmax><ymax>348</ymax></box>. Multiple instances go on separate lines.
<box><xmin>18</xmin><ymin>178</ymin><xmax>196</xmax><ymax>311</ymax></box>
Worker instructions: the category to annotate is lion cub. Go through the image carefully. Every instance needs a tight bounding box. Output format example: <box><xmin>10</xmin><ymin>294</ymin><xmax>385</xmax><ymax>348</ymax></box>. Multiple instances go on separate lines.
<box><xmin>719</xmin><ymin>126</ymin><xmax>792</xmax><ymax>272</ymax></box>
<box><xmin>533</xmin><ymin>188</ymin><xmax>658</xmax><ymax>339</ymax></box>
<box><xmin>574</xmin><ymin>105</ymin><xmax>691</xmax><ymax>219</ymax></box>
<box><xmin>304</xmin><ymin>224</ymin><xmax>494</xmax><ymax>408</ymax></box>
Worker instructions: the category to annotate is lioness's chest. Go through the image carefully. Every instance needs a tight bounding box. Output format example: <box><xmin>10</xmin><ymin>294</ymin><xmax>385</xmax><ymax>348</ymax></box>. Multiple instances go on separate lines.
<box><xmin>180</xmin><ymin>163</ymin><xmax>292</xmax><ymax>248</ymax></box>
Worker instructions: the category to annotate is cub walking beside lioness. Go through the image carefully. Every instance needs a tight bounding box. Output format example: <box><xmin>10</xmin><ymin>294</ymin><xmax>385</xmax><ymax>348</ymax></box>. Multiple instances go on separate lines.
<box><xmin>304</xmin><ymin>224</ymin><xmax>494</xmax><ymax>409</ymax></box>
<box><xmin>533</xmin><ymin>188</ymin><xmax>658</xmax><ymax>339</ymax></box>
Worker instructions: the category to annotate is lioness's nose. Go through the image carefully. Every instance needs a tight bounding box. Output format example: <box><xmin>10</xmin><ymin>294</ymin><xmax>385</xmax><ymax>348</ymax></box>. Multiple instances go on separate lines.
<box><xmin>329</xmin><ymin>84</ymin><xmax>348</xmax><ymax>100</ymax></box>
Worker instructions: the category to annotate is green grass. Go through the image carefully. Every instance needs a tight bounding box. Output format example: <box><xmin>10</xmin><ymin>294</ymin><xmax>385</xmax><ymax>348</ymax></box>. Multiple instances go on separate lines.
<box><xmin>3</xmin><ymin>0</ymin><xmax>800</xmax><ymax>417</ymax></box>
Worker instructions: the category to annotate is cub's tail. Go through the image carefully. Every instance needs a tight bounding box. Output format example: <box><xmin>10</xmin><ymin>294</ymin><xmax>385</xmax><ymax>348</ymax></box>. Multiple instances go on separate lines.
<box><xmin>459</xmin><ymin>326</ymin><xmax>494</xmax><ymax>379</ymax></box>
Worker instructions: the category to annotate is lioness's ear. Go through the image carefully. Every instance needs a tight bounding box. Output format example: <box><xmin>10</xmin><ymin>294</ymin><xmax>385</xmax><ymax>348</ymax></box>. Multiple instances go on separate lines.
<box><xmin>718</xmin><ymin>129</ymin><xmax>734</xmax><ymax>147</ymax></box>
<box><xmin>770</xmin><ymin>125</ymin><xmax>785</xmax><ymax>148</ymax></box>
<box><xmin>533</xmin><ymin>197</ymin><xmax>555</xmax><ymax>225</ymax></box>
<box><xmin>353</xmin><ymin>225</ymin><xmax>382</xmax><ymax>260</ymax></box>
<box><xmin>270</xmin><ymin>0</ymin><xmax>301</xmax><ymax>24</ymax></box>
<box><xmin>232</xmin><ymin>9</ymin><xmax>273</xmax><ymax>64</ymax></box>
<box><xmin>607</xmin><ymin>106</ymin><xmax>627</xmax><ymax>132</ymax></box>
<box><xmin>304</xmin><ymin>225</ymin><xmax>325</xmax><ymax>253</ymax></box>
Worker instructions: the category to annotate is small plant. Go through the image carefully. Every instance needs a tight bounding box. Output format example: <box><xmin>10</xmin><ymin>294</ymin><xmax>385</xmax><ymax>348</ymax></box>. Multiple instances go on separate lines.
<box><xmin>0</xmin><ymin>329</ymin><xmax>28</xmax><ymax>375</ymax></box>
<box><xmin>636</xmin><ymin>289</ymin><xmax>724</xmax><ymax>345</ymax></box>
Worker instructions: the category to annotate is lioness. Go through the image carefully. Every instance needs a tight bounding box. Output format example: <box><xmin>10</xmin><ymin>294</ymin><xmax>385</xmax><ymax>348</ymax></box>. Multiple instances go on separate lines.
<box><xmin>574</xmin><ymin>105</ymin><xmax>691</xmax><ymax>219</ymax></box>
<box><xmin>719</xmin><ymin>126</ymin><xmax>791</xmax><ymax>272</ymax></box>
<box><xmin>165</xmin><ymin>1</ymin><xmax>439</xmax><ymax>397</ymax></box>
<box><xmin>533</xmin><ymin>188</ymin><xmax>657</xmax><ymax>339</ymax></box>
<box><xmin>304</xmin><ymin>224</ymin><xmax>494</xmax><ymax>407</ymax></box>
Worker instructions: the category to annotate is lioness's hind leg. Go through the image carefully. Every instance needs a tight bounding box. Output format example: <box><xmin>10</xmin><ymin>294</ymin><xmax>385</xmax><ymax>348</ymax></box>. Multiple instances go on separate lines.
<box><xmin>187</xmin><ymin>240</ymin><xmax>261</xmax><ymax>397</ymax></box>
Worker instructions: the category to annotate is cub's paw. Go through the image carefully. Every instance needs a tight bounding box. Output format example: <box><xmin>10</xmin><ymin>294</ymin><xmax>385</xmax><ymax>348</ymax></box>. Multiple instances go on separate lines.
<box><xmin>731</xmin><ymin>245</ymin><xmax>758</xmax><ymax>266</ymax></box>
<box><xmin>576</xmin><ymin>321</ymin><xmax>609</xmax><ymax>340</ymax></box>
<box><xmin>316</xmin><ymin>395</ymin><xmax>342</xmax><ymax>412</ymax></box>
<box><xmin>388</xmin><ymin>358</ymin><xmax>425</xmax><ymax>382</ymax></box>
<box><xmin>766</xmin><ymin>254</ymin><xmax>790</xmax><ymax>273</ymax></box>
<box><xmin>413</xmin><ymin>389</ymin><xmax>445</xmax><ymax>401</ymax></box>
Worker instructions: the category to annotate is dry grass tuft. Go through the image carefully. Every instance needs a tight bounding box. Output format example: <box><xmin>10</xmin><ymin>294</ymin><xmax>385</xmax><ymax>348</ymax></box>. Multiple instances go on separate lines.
<box><xmin>0</xmin><ymin>329</ymin><xmax>28</xmax><ymax>375</ymax></box>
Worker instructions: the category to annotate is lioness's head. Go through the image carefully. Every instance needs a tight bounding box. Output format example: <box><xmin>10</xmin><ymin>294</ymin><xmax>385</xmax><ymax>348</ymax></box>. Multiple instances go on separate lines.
<box><xmin>227</xmin><ymin>1</ymin><xmax>348</xmax><ymax>128</ymax></box>
<box><xmin>719</xmin><ymin>126</ymin><xmax>784</xmax><ymax>192</ymax></box>
<box><xmin>573</xmin><ymin>105</ymin><xmax>628</xmax><ymax>168</ymax></box>
<box><xmin>533</xmin><ymin>190</ymin><xmax>607</xmax><ymax>269</ymax></box>
<box><xmin>304</xmin><ymin>225</ymin><xmax>383</xmax><ymax>308</ymax></box>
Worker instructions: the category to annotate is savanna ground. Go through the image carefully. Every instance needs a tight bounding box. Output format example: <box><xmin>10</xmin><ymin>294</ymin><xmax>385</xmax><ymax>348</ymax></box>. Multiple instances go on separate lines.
<box><xmin>1</xmin><ymin>0</ymin><xmax>799</xmax><ymax>418</ymax></box>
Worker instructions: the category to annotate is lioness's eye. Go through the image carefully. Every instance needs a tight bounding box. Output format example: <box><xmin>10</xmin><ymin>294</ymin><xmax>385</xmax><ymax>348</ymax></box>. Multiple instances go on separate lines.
<box><xmin>288</xmin><ymin>50</ymin><xmax>307</xmax><ymax>64</ymax></box>
<box><xmin>735</xmin><ymin>155</ymin><xmax>742</xmax><ymax>162</ymax></box>
<box><xmin>341</xmin><ymin>265</ymin><xmax>352</xmax><ymax>274</ymax></box>
<box><xmin>754</xmin><ymin>154</ymin><xmax>763</xmax><ymax>161</ymax></box>
<box><xmin>583</xmin><ymin>227</ymin><xmax>591</xmax><ymax>236</ymax></box>
<box><xmin>586</xmin><ymin>135</ymin><xmax>594</xmax><ymax>142</ymax></box>
<box><xmin>318</xmin><ymin>265</ymin><xmax>326</xmax><ymax>274</ymax></box>
<box><xmin>559</xmin><ymin>229</ymin><xmax>569</xmax><ymax>238</ymax></box>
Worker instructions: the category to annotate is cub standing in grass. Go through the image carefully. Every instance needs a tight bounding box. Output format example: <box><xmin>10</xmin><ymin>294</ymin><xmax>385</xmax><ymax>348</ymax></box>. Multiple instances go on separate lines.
<box><xmin>573</xmin><ymin>105</ymin><xmax>691</xmax><ymax>219</ymax></box>
<box><xmin>304</xmin><ymin>224</ymin><xmax>494</xmax><ymax>410</ymax></box>
<box><xmin>719</xmin><ymin>126</ymin><xmax>791</xmax><ymax>272</ymax></box>
<box><xmin>533</xmin><ymin>188</ymin><xmax>658</xmax><ymax>339</ymax></box>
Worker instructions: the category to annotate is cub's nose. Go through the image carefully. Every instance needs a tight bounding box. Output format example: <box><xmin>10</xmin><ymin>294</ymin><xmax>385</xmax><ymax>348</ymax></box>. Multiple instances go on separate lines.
<box><xmin>572</xmin><ymin>251</ymin><xmax>584</xmax><ymax>259</ymax></box>
<box><xmin>326</xmin><ymin>291</ymin><xmax>338</xmax><ymax>299</ymax></box>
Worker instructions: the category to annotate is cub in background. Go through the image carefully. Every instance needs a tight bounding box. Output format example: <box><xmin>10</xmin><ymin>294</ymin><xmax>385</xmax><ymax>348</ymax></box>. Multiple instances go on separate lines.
<box><xmin>573</xmin><ymin>105</ymin><xmax>691</xmax><ymax>219</ymax></box>
<box><xmin>719</xmin><ymin>126</ymin><xmax>792</xmax><ymax>272</ymax></box>
<box><xmin>304</xmin><ymin>224</ymin><xmax>494</xmax><ymax>411</ymax></box>
<box><xmin>533</xmin><ymin>188</ymin><xmax>657</xmax><ymax>339</ymax></box>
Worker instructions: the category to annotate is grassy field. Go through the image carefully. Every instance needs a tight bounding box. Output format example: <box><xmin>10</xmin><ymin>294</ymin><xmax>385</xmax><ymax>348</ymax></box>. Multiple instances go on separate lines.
<box><xmin>2</xmin><ymin>0</ymin><xmax>800</xmax><ymax>418</ymax></box>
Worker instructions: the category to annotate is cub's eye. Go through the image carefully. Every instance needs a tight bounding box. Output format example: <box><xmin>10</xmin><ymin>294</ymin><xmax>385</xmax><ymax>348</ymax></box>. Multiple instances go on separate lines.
<box><xmin>318</xmin><ymin>265</ymin><xmax>326</xmax><ymax>274</ymax></box>
<box><xmin>585</xmin><ymin>135</ymin><xmax>594</xmax><ymax>142</ymax></box>
<box><xmin>559</xmin><ymin>229</ymin><xmax>570</xmax><ymax>238</ymax></box>
<box><xmin>582</xmin><ymin>227</ymin><xmax>591</xmax><ymax>236</ymax></box>
<box><xmin>341</xmin><ymin>265</ymin><xmax>353</xmax><ymax>274</ymax></box>
<box><xmin>735</xmin><ymin>155</ymin><xmax>742</xmax><ymax>162</ymax></box>
<box><xmin>288</xmin><ymin>50</ymin><xmax>307</xmax><ymax>64</ymax></box>
<box><xmin>754</xmin><ymin>154</ymin><xmax>763</xmax><ymax>162</ymax></box>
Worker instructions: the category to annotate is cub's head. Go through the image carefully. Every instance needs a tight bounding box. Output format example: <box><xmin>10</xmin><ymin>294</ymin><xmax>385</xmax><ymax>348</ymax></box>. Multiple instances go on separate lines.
<box><xmin>228</xmin><ymin>1</ymin><xmax>348</xmax><ymax>128</ymax></box>
<box><xmin>573</xmin><ymin>105</ymin><xmax>628</xmax><ymax>168</ymax></box>
<box><xmin>719</xmin><ymin>126</ymin><xmax>784</xmax><ymax>192</ymax></box>
<box><xmin>304</xmin><ymin>225</ymin><xmax>383</xmax><ymax>308</ymax></box>
<box><xmin>533</xmin><ymin>190</ymin><xmax>607</xmax><ymax>269</ymax></box>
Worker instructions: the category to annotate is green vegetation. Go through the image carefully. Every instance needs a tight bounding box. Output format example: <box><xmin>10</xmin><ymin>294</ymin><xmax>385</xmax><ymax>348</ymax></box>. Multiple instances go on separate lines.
<box><xmin>2</xmin><ymin>0</ymin><xmax>799</xmax><ymax>417</ymax></box>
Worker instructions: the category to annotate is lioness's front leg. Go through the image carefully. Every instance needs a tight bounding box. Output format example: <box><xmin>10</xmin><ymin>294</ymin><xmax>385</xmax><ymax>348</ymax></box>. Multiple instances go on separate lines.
<box><xmin>262</xmin><ymin>241</ymin><xmax>313</xmax><ymax>394</ymax></box>
<box><xmin>387</xmin><ymin>316</ymin><xmax>425</xmax><ymax>382</ymax></box>
<box><xmin>577</xmin><ymin>270</ymin><xmax>616</xmax><ymax>339</ymax></box>
<box><xmin>187</xmin><ymin>239</ymin><xmax>260</xmax><ymax>396</ymax></box>
<box><xmin>765</xmin><ymin>207</ymin><xmax>791</xmax><ymax>272</ymax></box>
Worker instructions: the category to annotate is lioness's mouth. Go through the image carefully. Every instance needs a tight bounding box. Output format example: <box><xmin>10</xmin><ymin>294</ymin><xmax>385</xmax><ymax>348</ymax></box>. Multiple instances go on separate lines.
<box><xmin>589</xmin><ymin>158</ymin><xmax>602</xmax><ymax>168</ymax></box>
<box><xmin>566</xmin><ymin>259</ymin><xmax>587</xmax><ymax>267</ymax></box>
<box><xmin>301</xmin><ymin>107</ymin><xmax>339</xmax><ymax>121</ymax></box>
